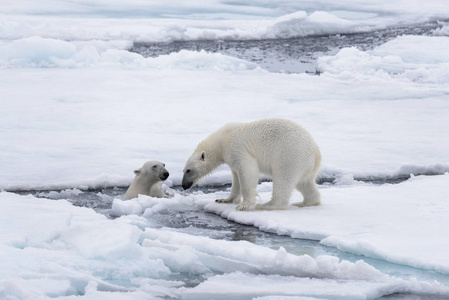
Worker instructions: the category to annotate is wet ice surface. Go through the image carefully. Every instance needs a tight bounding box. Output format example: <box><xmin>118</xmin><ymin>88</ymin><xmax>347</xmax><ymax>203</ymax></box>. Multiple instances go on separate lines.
<box><xmin>30</xmin><ymin>183</ymin><xmax>449</xmax><ymax>295</ymax></box>
<box><xmin>131</xmin><ymin>21</ymin><xmax>440</xmax><ymax>73</ymax></box>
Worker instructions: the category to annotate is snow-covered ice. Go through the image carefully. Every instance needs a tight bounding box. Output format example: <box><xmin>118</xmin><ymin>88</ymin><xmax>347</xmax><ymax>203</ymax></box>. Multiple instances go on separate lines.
<box><xmin>204</xmin><ymin>174</ymin><xmax>449</xmax><ymax>274</ymax></box>
<box><xmin>1</xmin><ymin>34</ymin><xmax>449</xmax><ymax>190</ymax></box>
<box><xmin>2</xmin><ymin>188</ymin><xmax>449</xmax><ymax>299</ymax></box>
<box><xmin>109</xmin><ymin>173</ymin><xmax>449</xmax><ymax>278</ymax></box>
<box><xmin>1</xmin><ymin>0</ymin><xmax>449</xmax><ymax>298</ymax></box>
<box><xmin>2</xmin><ymin>0</ymin><xmax>449</xmax><ymax>42</ymax></box>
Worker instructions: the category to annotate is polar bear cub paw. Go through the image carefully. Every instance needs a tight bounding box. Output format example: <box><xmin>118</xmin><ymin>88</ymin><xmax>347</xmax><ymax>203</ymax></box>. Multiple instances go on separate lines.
<box><xmin>215</xmin><ymin>197</ymin><xmax>241</xmax><ymax>204</ymax></box>
<box><xmin>216</xmin><ymin>198</ymin><xmax>232</xmax><ymax>204</ymax></box>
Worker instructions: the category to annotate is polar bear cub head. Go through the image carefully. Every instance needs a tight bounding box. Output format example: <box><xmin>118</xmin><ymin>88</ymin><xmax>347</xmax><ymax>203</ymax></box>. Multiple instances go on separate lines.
<box><xmin>135</xmin><ymin>161</ymin><xmax>169</xmax><ymax>182</ymax></box>
<box><xmin>182</xmin><ymin>151</ymin><xmax>208</xmax><ymax>190</ymax></box>
<box><xmin>125</xmin><ymin>161</ymin><xmax>170</xmax><ymax>199</ymax></box>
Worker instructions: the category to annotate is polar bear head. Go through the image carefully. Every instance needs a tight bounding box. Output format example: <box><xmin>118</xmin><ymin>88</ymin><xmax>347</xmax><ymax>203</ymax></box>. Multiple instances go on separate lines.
<box><xmin>125</xmin><ymin>160</ymin><xmax>170</xmax><ymax>199</ymax></box>
<box><xmin>182</xmin><ymin>151</ymin><xmax>208</xmax><ymax>190</ymax></box>
<box><xmin>135</xmin><ymin>160</ymin><xmax>169</xmax><ymax>182</ymax></box>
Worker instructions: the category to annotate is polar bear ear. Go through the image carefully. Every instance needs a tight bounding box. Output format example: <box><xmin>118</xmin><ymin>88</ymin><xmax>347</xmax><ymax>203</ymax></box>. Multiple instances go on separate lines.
<box><xmin>200</xmin><ymin>151</ymin><xmax>206</xmax><ymax>161</ymax></box>
<box><xmin>134</xmin><ymin>168</ymin><xmax>141</xmax><ymax>175</ymax></box>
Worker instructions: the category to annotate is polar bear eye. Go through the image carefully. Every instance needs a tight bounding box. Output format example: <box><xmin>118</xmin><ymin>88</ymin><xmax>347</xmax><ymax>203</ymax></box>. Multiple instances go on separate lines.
<box><xmin>152</xmin><ymin>165</ymin><xmax>157</xmax><ymax>169</ymax></box>
<box><xmin>186</xmin><ymin>169</ymin><xmax>191</xmax><ymax>174</ymax></box>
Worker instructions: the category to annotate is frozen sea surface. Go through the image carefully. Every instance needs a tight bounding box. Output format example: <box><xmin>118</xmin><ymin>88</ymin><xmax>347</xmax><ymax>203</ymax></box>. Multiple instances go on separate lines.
<box><xmin>4</xmin><ymin>177</ymin><xmax>449</xmax><ymax>299</ymax></box>
<box><xmin>2</xmin><ymin>1</ymin><xmax>449</xmax><ymax>299</ymax></box>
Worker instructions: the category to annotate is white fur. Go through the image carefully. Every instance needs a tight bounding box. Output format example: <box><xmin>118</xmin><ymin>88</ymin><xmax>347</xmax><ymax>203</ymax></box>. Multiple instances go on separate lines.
<box><xmin>182</xmin><ymin>118</ymin><xmax>321</xmax><ymax>210</ymax></box>
<box><xmin>125</xmin><ymin>161</ymin><xmax>170</xmax><ymax>199</ymax></box>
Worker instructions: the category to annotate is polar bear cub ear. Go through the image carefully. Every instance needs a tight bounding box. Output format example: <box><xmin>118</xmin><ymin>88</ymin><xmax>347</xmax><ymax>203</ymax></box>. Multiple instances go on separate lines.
<box><xmin>200</xmin><ymin>151</ymin><xmax>206</xmax><ymax>161</ymax></box>
<box><xmin>134</xmin><ymin>168</ymin><xmax>142</xmax><ymax>175</ymax></box>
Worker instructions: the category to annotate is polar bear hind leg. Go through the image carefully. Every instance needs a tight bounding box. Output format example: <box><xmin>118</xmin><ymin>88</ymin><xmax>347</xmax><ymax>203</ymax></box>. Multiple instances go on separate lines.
<box><xmin>255</xmin><ymin>173</ymin><xmax>295</xmax><ymax>210</ymax></box>
<box><xmin>292</xmin><ymin>179</ymin><xmax>321</xmax><ymax>207</ymax></box>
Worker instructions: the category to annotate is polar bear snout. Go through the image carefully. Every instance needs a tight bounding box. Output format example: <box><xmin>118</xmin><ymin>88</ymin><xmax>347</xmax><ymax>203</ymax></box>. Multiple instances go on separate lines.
<box><xmin>182</xmin><ymin>178</ymin><xmax>193</xmax><ymax>190</ymax></box>
<box><xmin>182</xmin><ymin>169</ymin><xmax>195</xmax><ymax>190</ymax></box>
<box><xmin>160</xmin><ymin>170</ymin><xmax>169</xmax><ymax>181</ymax></box>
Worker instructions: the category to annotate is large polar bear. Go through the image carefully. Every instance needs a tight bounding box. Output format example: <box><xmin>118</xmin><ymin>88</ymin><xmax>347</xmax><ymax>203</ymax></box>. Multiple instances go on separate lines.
<box><xmin>182</xmin><ymin>118</ymin><xmax>321</xmax><ymax>210</ymax></box>
<box><xmin>125</xmin><ymin>161</ymin><xmax>170</xmax><ymax>199</ymax></box>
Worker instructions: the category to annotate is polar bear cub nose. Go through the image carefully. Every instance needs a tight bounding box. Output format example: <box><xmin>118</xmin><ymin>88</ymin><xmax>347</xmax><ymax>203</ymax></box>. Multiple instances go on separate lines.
<box><xmin>161</xmin><ymin>171</ymin><xmax>170</xmax><ymax>180</ymax></box>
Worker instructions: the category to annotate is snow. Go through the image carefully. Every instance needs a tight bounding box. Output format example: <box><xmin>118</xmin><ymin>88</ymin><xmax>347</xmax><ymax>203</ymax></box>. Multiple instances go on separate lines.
<box><xmin>2</xmin><ymin>190</ymin><xmax>449</xmax><ymax>299</ymax></box>
<box><xmin>0</xmin><ymin>36</ymin><xmax>257</xmax><ymax>70</ymax></box>
<box><xmin>1</xmin><ymin>33</ymin><xmax>449</xmax><ymax>190</ymax></box>
<box><xmin>204</xmin><ymin>174</ymin><xmax>449</xmax><ymax>274</ymax></box>
<box><xmin>2</xmin><ymin>176</ymin><xmax>449</xmax><ymax>298</ymax></box>
<box><xmin>110</xmin><ymin>174</ymin><xmax>449</xmax><ymax>276</ymax></box>
<box><xmin>434</xmin><ymin>25</ymin><xmax>449</xmax><ymax>36</ymax></box>
<box><xmin>184</xmin><ymin>273</ymin><xmax>449</xmax><ymax>300</ymax></box>
<box><xmin>1</xmin><ymin>0</ymin><xmax>449</xmax><ymax>298</ymax></box>
<box><xmin>318</xmin><ymin>35</ymin><xmax>449</xmax><ymax>84</ymax></box>
<box><xmin>1</xmin><ymin>0</ymin><xmax>449</xmax><ymax>42</ymax></box>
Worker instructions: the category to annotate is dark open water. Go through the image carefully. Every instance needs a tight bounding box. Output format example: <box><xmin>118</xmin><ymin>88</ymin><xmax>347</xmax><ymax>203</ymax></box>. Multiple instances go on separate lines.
<box><xmin>131</xmin><ymin>21</ymin><xmax>441</xmax><ymax>74</ymax></box>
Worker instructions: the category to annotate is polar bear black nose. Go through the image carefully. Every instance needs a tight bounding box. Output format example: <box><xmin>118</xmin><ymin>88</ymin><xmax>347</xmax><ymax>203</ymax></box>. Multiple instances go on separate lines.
<box><xmin>182</xmin><ymin>181</ymin><xmax>192</xmax><ymax>190</ymax></box>
<box><xmin>159</xmin><ymin>171</ymin><xmax>169</xmax><ymax>181</ymax></box>
<box><xmin>182</xmin><ymin>175</ymin><xmax>193</xmax><ymax>190</ymax></box>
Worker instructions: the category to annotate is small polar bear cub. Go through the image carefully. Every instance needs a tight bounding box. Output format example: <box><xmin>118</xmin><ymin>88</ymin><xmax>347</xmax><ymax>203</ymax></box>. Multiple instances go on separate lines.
<box><xmin>182</xmin><ymin>118</ymin><xmax>321</xmax><ymax>211</ymax></box>
<box><xmin>125</xmin><ymin>161</ymin><xmax>170</xmax><ymax>199</ymax></box>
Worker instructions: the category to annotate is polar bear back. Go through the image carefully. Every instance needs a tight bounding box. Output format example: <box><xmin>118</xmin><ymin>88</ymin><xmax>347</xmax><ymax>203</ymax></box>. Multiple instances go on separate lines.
<box><xmin>225</xmin><ymin>118</ymin><xmax>320</xmax><ymax>179</ymax></box>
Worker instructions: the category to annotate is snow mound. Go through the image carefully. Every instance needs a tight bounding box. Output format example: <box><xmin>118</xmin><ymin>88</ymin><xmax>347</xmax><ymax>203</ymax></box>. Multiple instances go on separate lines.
<box><xmin>148</xmin><ymin>49</ymin><xmax>258</xmax><ymax>71</ymax></box>
<box><xmin>111</xmin><ymin>193</ymin><xmax>199</xmax><ymax>217</ymax></box>
<box><xmin>0</xmin><ymin>36</ymin><xmax>258</xmax><ymax>70</ymax></box>
<box><xmin>0</xmin><ymin>36</ymin><xmax>77</xmax><ymax>67</ymax></box>
<box><xmin>261</xmin><ymin>11</ymin><xmax>361</xmax><ymax>39</ymax></box>
<box><xmin>318</xmin><ymin>35</ymin><xmax>449</xmax><ymax>84</ymax></box>
<box><xmin>372</xmin><ymin>36</ymin><xmax>449</xmax><ymax>64</ymax></box>
<box><xmin>434</xmin><ymin>25</ymin><xmax>449</xmax><ymax>36</ymax></box>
